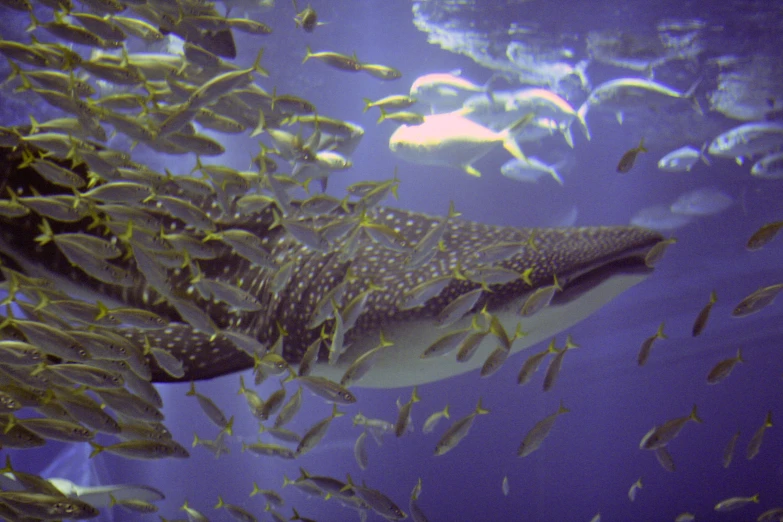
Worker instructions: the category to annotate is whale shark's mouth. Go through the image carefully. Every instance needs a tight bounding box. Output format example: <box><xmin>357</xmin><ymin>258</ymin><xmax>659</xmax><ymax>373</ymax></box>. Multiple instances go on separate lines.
<box><xmin>552</xmin><ymin>241</ymin><xmax>655</xmax><ymax>307</ymax></box>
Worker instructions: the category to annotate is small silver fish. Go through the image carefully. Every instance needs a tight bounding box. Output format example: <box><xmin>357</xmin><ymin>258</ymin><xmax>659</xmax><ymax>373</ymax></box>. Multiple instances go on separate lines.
<box><xmin>186</xmin><ymin>382</ymin><xmax>231</xmax><ymax>433</ymax></box>
<box><xmin>90</xmin><ymin>439</ymin><xmax>189</xmax><ymax>460</ymax></box>
<box><xmin>354</xmin><ymin>430</ymin><xmax>369</xmax><ymax>470</ymax></box>
<box><xmin>639</xmin><ymin>405</ymin><xmax>701</xmax><ymax>450</ymax></box>
<box><xmin>692</xmin><ymin>290</ymin><xmax>717</xmax><ymax>337</ymax></box>
<box><xmin>746</xmin><ymin>411</ymin><xmax>772</xmax><ymax>460</ymax></box>
<box><xmin>297</xmin><ymin>376</ymin><xmax>357</xmax><ymax>404</ymax></box>
<box><xmin>433</xmin><ymin>398</ymin><xmax>489</xmax><ymax>456</ymax></box>
<box><xmin>627</xmin><ymin>477</ymin><xmax>643</xmax><ymax>502</ymax></box>
<box><xmin>637</xmin><ymin>322</ymin><xmax>667</xmax><ymax>367</ymax></box>
<box><xmin>706</xmin><ymin>348</ymin><xmax>743</xmax><ymax>384</ymax></box>
<box><xmin>746</xmin><ymin>221</ymin><xmax>783</xmax><ymax>251</ymax></box>
<box><xmin>722</xmin><ymin>429</ymin><xmax>740</xmax><ymax>468</ymax></box>
<box><xmin>394</xmin><ymin>386</ymin><xmax>420</xmax><ymax>437</ymax></box>
<box><xmin>714</xmin><ymin>494</ymin><xmax>760</xmax><ymax>512</ymax></box>
<box><xmin>517</xmin><ymin>401</ymin><xmax>569</xmax><ymax>457</ymax></box>
<box><xmin>344</xmin><ymin>474</ymin><xmax>407</xmax><ymax>521</ymax></box>
<box><xmin>296</xmin><ymin>404</ymin><xmax>344</xmax><ymax>456</ymax></box>
<box><xmin>732</xmin><ymin>284</ymin><xmax>783</xmax><ymax>317</ymax></box>
<box><xmin>274</xmin><ymin>386</ymin><xmax>303</xmax><ymax>428</ymax></box>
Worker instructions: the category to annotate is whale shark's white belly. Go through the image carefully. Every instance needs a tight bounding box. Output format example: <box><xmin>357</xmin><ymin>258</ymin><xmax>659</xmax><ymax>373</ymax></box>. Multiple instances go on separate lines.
<box><xmin>311</xmin><ymin>270</ymin><xmax>650</xmax><ymax>388</ymax></box>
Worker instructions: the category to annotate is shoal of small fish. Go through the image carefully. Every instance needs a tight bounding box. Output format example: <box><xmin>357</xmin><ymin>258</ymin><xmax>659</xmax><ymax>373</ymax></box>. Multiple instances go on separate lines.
<box><xmin>0</xmin><ymin>0</ymin><xmax>781</xmax><ymax>521</ymax></box>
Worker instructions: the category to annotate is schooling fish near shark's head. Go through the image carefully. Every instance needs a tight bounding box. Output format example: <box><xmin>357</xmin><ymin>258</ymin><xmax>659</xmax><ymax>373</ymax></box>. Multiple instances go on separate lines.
<box><xmin>0</xmin><ymin>145</ymin><xmax>663</xmax><ymax>389</ymax></box>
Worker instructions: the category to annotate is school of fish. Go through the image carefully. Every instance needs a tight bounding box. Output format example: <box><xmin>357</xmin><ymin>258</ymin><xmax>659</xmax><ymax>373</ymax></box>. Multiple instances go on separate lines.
<box><xmin>0</xmin><ymin>0</ymin><xmax>780</xmax><ymax>521</ymax></box>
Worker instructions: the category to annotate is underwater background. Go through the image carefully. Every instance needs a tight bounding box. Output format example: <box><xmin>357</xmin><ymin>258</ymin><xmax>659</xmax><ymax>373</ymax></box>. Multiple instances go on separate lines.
<box><xmin>1</xmin><ymin>0</ymin><xmax>782</xmax><ymax>521</ymax></box>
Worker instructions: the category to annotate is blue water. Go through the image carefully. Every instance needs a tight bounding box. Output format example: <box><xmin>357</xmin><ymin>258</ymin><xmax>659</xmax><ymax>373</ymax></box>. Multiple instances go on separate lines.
<box><xmin>3</xmin><ymin>1</ymin><xmax>783</xmax><ymax>521</ymax></box>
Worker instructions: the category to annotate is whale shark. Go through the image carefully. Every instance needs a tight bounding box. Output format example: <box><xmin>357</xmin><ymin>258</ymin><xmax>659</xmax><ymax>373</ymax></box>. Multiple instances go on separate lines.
<box><xmin>0</xmin><ymin>145</ymin><xmax>663</xmax><ymax>390</ymax></box>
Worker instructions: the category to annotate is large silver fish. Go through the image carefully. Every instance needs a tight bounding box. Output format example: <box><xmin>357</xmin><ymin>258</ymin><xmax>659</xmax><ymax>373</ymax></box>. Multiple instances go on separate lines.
<box><xmin>0</xmin><ymin>145</ymin><xmax>662</xmax><ymax>389</ymax></box>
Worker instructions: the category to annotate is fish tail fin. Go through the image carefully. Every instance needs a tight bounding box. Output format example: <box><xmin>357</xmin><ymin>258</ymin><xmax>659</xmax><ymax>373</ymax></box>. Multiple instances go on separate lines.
<box><xmin>562</xmin><ymin>123</ymin><xmax>575</xmax><ymax>148</ymax></box>
<box><xmin>476</xmin><ymin>398</ymin><xmax>489</xmax><ymax>415</ymax></box>
<box><xmin>557</xmin><ymin>400</ymin><xmax>569</xmax><ymax>415</ymax></box>
<box><xmin>699</xmin><ymin>142</ymin><xmax>712</xmax><ymax>165</ymax></box>
<box><xmin>252</xmin><ymin>48</ymin><xmax>268</xmax><ymax>77</ymax></box>
<box><xmin>483</xmin><ymin>72</ymin><xmax>499</xmax><ymax>103</ymax></box>
<box><xmin>28</xmin><ymin>114</ymin><xmax>40</xmax><ymax>134</ymax></box>
<box><xmin>250</xmin><ymin>110</ymin><xmax>266</xmax><ymax>137</ymax></box>
<box><xmin>185</xmin><ymin>381</ymin><xmax>196</xmax><ymax>396</ymax></box>
<box><xmin>462</xmin><ymin>164</ymin><xmax>482</xmax><ymax>177</ymax></box>
<box><xmin>221</xmin><ymin>415</ymin><xmax>234</xmax><ymax>436</ymax></box>
<box><xmin>690</xmin><ymin>405</ymin><xmax>702</xmax><ymax>423</ymax></box>
<box><xmin>331</xmin><ymin>403</ymin><xmax>344</xmax><ymax>418</ymax></box>
<box><xmin>547</xmin><ymin>164</ymin><xmax>564</xmax><ymax>185</ymax></box>
<box><xmin>362</xmin><ymin>98</ymin><xmax>373</xmax><ymax>113</ymax></box>
<box><xmin>2</xmin><ymin>414</ymin><xmax>16</xmax><ymax>434</ymax></box>
<box><xmin>684</xmin><ymin>76</ymin><xmax>703</xmax><ymax>115</ymax></box>
<box><xmin>302</xmin><ymin>45</ymin><xmax>313</xmax><ymax>64</ymax></box>
<box><xmin>25</xmin><ymin>12</ymin><xmax>39</xmax><ymax>32</ymax></box>
<box><xmin>576</xmin><ymin>102</ymin><xmax>591</xmax><ymax>140</ymax></box>
<box><xmin>443</xmin><ymin>404</ymin><xmax>450</xmax><ymax>419</ymax></box>
<box><xmin>574</xmin><ymin>59</ymin><xmax>591</xmax><ymax>91</ymax></box>
<box><xmin>656</xmin><ymin>322</ymin><xmax>667</xmax><ymax>339</ymax></box>
<box><xmin>0</xmin><ymin>455</ymin><xmax>12</xmax><ymax>474</ymax></box>
<box><xmin>411</xmin><ymin>386</ymin><xmax>420</xmax><ymax>403</ymax></box>
<box><xmin>638</xmin><ymin>137</ymin><xmax>647</xmax><ymax>153</ymax></box>
<box><xmin>3</xmin><ymin>60</ymin><xmax>21</xmax><ymax>86</ymax></box>
<box><xmin>12</xmin><ymin>67</ymin><xmax>32</xmax><ymax>94</ymax></box>
<box><xmin>764</xmin><ymin>411</ymin><xmax>772</xmax><ymax>427</ymax></box>
<box><xmin>736</xmin><ymin>347</ymin><xmax>743</xmax><ymax>363</ymax></box>
<box><xmin>88</xmin><ymin>441</ymin><xmax>104</xmax><ymax>458</ymax></box>
<box><xmin>501</xmin><ymin>119</ymin><xmax>530</xmax><ymax>166</ymax></box>
<box><xmin>377</xmin><ymin>107</ymin><xmax>387</xmax><ymax>124</ymax></box>
<box><xmin>94</xmin><ymin>300</ymin><xmax>110</xmax><ymax>321</ymax></box>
